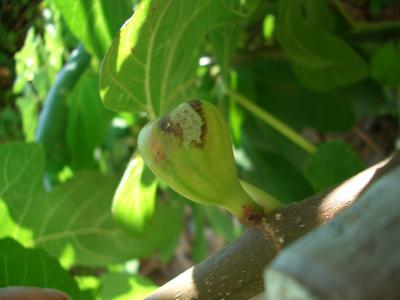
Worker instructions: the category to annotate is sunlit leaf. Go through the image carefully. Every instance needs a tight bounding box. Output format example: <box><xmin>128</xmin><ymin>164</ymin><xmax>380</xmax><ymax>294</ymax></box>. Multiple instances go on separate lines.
<box><xmin>0</xmin><ymin>142</ymin><xmax>44</xmax><ymax>244</ymax></box>
<box><xmin>35</xmin><ymin>171</ymin><xmax>183</xmax><ymax>266</ymax></box>
<box><xmin>0</xmin><ymin>237</ymin><xmax>83</xmax><ymax>300</ymax></box>
<box><xmin>14</xmin><ymin>11</ymin><xmax>65</xmax><ymax>142</ymax></box>
<box><xmin>262</xmin><ymin>14</ymin><xmax>275</xmax><ymax>40</ymax></box>
<box><xmin>99</xmin><ymin>272</ymin><xmax>157</xmax><ymax>300</ymax></box>
<box><xmin>0</xmin><ymin>142</ymin><xmax>183</xmax><ymax>266</ymax></box>
<box><xmin>100</xmin><ymin>0</ymin><xmax>248</xmax><ymax>116</ymax></box>
<box><xmin>53</xmin><ymin>0</ymin><xmax>135</xmax><ymax>58</ymax></box>
<box><xmin>112</xmin><ymin>153</ymin><xmax>158</xmax><ymax>235</ymax></box>
<box><xmin>75</xmin><ymin>275</ymin><xmax>100</xmax><ymax>300</ymax></box>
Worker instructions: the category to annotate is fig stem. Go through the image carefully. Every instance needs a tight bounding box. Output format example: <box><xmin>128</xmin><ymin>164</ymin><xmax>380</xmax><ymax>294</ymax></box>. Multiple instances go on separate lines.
<box><xmin>240</xmin><ymin>180</ymin><xmax>284</xmax><ymax>213</ymax></box>
<box><xmin>226</xmin><ymin>88</ymin><xmax>317</xmax><ymax>155</ymax></box>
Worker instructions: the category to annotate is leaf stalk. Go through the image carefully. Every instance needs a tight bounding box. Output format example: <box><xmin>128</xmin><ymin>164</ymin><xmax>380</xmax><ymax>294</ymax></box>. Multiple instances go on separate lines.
<box><xmin>226</xmin><ymin>88</ymin><xmax>317</xmax><ymax>154</ymax></box>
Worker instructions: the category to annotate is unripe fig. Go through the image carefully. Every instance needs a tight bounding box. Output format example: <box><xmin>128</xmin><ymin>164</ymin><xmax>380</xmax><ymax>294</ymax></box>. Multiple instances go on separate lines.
<box><xmin>138</xmin><ymin>100</ymin><xmax>263</xmax><ymax>225</ymax></box>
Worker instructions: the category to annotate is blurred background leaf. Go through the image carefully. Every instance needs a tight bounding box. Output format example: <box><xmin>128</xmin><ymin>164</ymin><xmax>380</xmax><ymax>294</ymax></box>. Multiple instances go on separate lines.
<box><xmin>66</xmin><ymin>68</ymin><xmax>113</xmax><ymax>169</ymax></box>
<box><xmin>0</xmin><ymin>0</ymin><xmax>399</xmax><ymax>298</ymax></box>
<box><xmin>99</xmin><ymin>272</ymin><xmax>157</xmax><ymax>300</ymax></box>
<box><xmin>0</xmin><ymin>143</ymin><xmax>183</xmax><ymax>267</ymax></box>
<box><xmin>0</xmin><ymin>237</ymin><xmax>83</xmax><ymax>300</ymax></box>
<box><xmin>0</xmin><ymin>142</ymin><xmax>44</xmax><ymax>244</ymax></box>
<box><xmin>111</xmin><ymin>153</ymin><xmax>158</xmax><ymax>235</ymax></box>
<box><xmin>304</xmin><ymin>141</ymin><xmax>365</xmax><ymax>192</ymax></box>
<box><xmin>35</xmin><ymin>44</ymin><xmax>90</xmax><ymax>182</ymax></box>
<box><xmin>277</xmin><ymin>0</ymin><xmax>368</xmax><ymax>90</ymax></box>
<box><xmin>52</xmin><ymin>0</ymin><xmax>137</xmax><ymax>59</ymax></box>
<box><xmin>370</xmin><ymin>42</ymin><xmax>400</xmax><ymax>87</ymax></box>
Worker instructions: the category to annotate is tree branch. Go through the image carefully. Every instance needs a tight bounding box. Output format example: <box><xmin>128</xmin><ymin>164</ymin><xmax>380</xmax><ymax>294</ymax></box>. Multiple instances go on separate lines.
<box><xmin>145</xmin><ymin>154</ymin><xmax>398</xmax><ymax>300</ymax></box>
<box><xmin>266</xmin><ymin>154</ymin><xmax>400</xmax><ymax>299</ymax></box>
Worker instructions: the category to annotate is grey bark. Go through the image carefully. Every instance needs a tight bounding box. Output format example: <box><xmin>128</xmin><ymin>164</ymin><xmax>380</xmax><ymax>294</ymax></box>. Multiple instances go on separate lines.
<box><xmin>266</xmin><ymin>158</ymin><xmax>400</xmax><ymax>300</ymax></box>
<box><xmin>146</xmin><ymin>155</ymin><xmax>396</xmax><ymax>300</ymax></box>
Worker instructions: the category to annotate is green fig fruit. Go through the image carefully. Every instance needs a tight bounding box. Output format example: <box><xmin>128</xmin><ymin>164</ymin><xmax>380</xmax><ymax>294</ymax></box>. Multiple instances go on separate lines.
<box><xmin>138</xmin><ymin>100</ymin><xmax>263</xmax><ymax>225</ymax></box>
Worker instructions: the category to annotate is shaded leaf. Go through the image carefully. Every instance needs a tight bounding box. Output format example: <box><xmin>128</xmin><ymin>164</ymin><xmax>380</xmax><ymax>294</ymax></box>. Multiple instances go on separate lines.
<box><xmin>100</xmin><ymin>0</ymin><xmax>247</xmax><ymax>116</ymax></box>
<box><xmin>239</xmin><ymin>145</ymin><xmax>313</xmax><ymax>204</ymax></box>
<box><xmin>370</xmin><ymin>42</ymin><xmax>400</xmax><ymax>87</ymax></box>
<box><xmin>35</xmin><ymin>45</ymin><xmax>90</xmax><ymax>180</ymax></box>
<box><xmin>277</xmin><ymin>0</ymin><xmax>368</xmax><ymax>90</ymax></box>
<box><xmin>191</xmin><ymin>204</ymin><xmax>206</xmax><ymax>263</ymax></box>
<box><xmin>302</xmin><ymin>0</ymin><xmax>335</xmax><ymax>31</ymax></box>
<box><xmin>241</xmin><ymin>116</ymin><xmax>309</xmax><ymax>170</ymax></box>
<box><xmin>0</xmin><ymin>237</ymin><xmax>83</xmax><ymax>300</ymax></box>
<box><xmin>237</xmin><ymin>61</ymin><xmax>356</xmax><ymax>133</ymax></box>
<box><xmin>304</xmin><ymin>141</ymin><xmax>365</xmax><ymax>192</ymax></box>
<box><xmin>67</xmin><ymin>68</ymin><xmax>113</xmax><ymax>169</ymax></box>
<box><xmin>112</xmin><ymin>153</ymin><xmax>158</xmax><ymax>235</ymax></box>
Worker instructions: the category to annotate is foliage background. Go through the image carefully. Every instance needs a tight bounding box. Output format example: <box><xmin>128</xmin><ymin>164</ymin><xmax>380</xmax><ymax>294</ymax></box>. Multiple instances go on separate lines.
<box><xmin>0</xmin><ymin>0</ymin><xmax>399</xmax><ymax>298</ymax></box>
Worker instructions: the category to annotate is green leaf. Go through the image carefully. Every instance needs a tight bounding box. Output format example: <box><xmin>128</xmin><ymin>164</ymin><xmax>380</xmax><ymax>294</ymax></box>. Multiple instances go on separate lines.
<box><xmin>202</xmin><ymin>205</ymin><xmax>239</xmax><ymax>242</ymax></box>
<box><xmin>75</xmin><ymin>275</ymin><xmax>100</xmax><ymax>300</ymax></box>
<box><xmin>237</xmin><ymin>61</ymin><xmax>356</xmax><ymax>133</ymax></box>
<box><xmin>0</xmin><ymin>237</ymin><xmax>83</xmax><ymax>300</ymax></box>
<box><xmin>0</xmin><ymin>142</ymin><xmax>44</xmax><ymax>243</ymax></box>
<box><xmin>240</xmin><ymin>147</ymin><xmax>313</xmax><ymax>204</ymax></box>
<box><xmin>100</xmin><ymin>0</ymin><xmax>246</xmax><ymax>116</ymax></box>
<box><xmin>242</xmin><ymin>116</ymin><xmax>308</xmax><ymax>170</ymax></box>
<box><xmin>53</xmin><ymin>0</ymin><xmax>135</xmax><ymax>58</ymax></box>
<box><xmin>112</xmin><ymin>153</ymin><xmax>158</xmax><ymax>235</ymax></box>
<box><xmin>302</xmin><ymin>0</ymin><xmax>335</xmax><ymax>31</ymax></box>
<box><xmin>277</xmin><ymin>0</ymin><xmax>368</xmax><ymax>90</ymax></box>
<box><xmin>34</xmin><ymin>171</ymin><xmax>183</xmax><ymax>266</ymax></box>
<box><xmin>99</xmin><ymin>272</ymin><xmax>157</xmax><ymax>300</ymax></box>
<box><xmin>0</xmin><ymin>142</ymin><xmax>183</xmax><ymax>266</ymax></box>
<box><xmin>36</xmin><ymin>45</ymin><xmax>90</xmax><ymax>180</ymax></box>
<box><xmin>262</xmin><ymin>14</ymin><xmax>275</xmax><ymax>40</ymax></box>
<box><xmin>210</xmin><ymin>0</ymin><xmax>259</xmax><ymax>71</ymax></box>
<box><xmin>210</xmin><ymin>24</ymin><xmax>242</xmax><ymax>82</ymax></box>
<box><xmin>304</xmin><ymin>141</ymin><xmax>365</xmax><ymax>192</ymax></box>
<box><xmin>14</xmin><ymin>14</ymin><xmax>65</xmax><ymax>142</ymax></box>
<box><xmin>13</xmin><ymin>29</ymin><xmax>43</xmax><ymax>141</ymax></box>
<box><xmin>67</xmin><ymin>68</ymin><xmax>113</xmax><ymax>169</ymax></box>
<box><xmin>191</xmin><ymin>204</ymin><xmax>206</xmax><ymax>263</ymax></box>
<box><xmin>370</xmin><ymin>42</ymin><xmax>400</xmax><ymax>87</ymax></box>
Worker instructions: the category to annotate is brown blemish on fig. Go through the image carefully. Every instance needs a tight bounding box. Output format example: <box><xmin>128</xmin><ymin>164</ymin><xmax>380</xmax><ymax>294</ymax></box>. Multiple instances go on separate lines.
<box><xmin>154</xmin><ymin>149</ymin><xmax>165</xmax><ymax>162</ymax></box>
<box><xmin>160</xmin><ymin>101</ymin><xmax>206</xmax><ymax>148</ymax></box>
<box><xmin>148</xmin><ymin>134</ymin><xmax>166</xmax><ymax>162</ymax></box>
<box><xmin>188</xmin><ymin>100</ymin><xmax>207</xmax><ymax>147</ymax></box>
<box><xmin>159</xmin><ymin>116</ymin><xmax>183</xmax><ymax>137</ymax></box>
